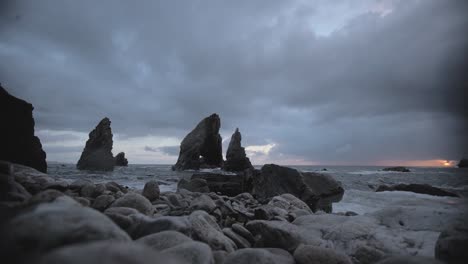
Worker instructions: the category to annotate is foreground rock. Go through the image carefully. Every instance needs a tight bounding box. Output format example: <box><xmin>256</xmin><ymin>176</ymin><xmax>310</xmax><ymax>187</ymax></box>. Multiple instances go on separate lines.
<box><xmin>172</xmin><ymin>113</ymin><xmax>223</xmax><ymax>170</ymax></box>
<box><xmin>0</xmin><ymin>84</ymin><xmax>47</xmax><ymax>173</ymax></box>
<box><xmin>191</xmin><ymin>171</ymin><xmax>253</xmax><ymax>196</ymax></box>
<box><xmin>224</xmin><ymin>248</ymin><xmax>294</xmax><ymax>264</ymax></box>
<box><xmin>137</xmin><ymin>231</ymin><xmax>193</xmax><ymax>251</ymax></box>
<box><xmin>39</xmin><ymin>241</ymin><xmax>185</xmax><ymax>264</ymax></box>
<box><xmin>110</xmin><ymin>193</ymin><xmax>153</xmax><ymax>215</ymax></box>
<box><xmin>376</xmin><ymin>183</ymin><xmax>459</xmax><ymax>197</ymax></box>
<box><xmin>114</xmin><ymin>152</ymin><xmax>128</xmax><ymax>166</ymax></box>
<box><xmin>1</xmin><ymin>196</ymin><xmax>130</xmax><ymax>262</ymax></box>
<box><xmin>435</xmin><ymin>222</ymin><xmax>468</xmax><ymax>264</ymax></box>
<box><xmin>77</xmin><ymin>117</ymin><xmax>115</xmax><ymax>171</ymax></box>
<box><xmin>458</xmin><ymin>158</ymin><xmax>468</xmax><ymax>168</ymax></box>
<box><xmin>223</xmin><ymin>128</ymin><xmax>253</xmax><ymax>172</ymax></box>
<box><xmin>382</xmin><ymin>166</ymin><xmax>410</xmax><ymax>172</ymax></box>
<box><xmin>142</xmin><ymin>180</ymin><xmax>160</xmax><ymax>201</ymax></box>
<box><xmin>252</xmin><ymin>164</ymin><xmax>344</xmax><ymax>212</ymax></box>
<box><xmin>293</xmin><ymin>244</ymin><xmax>352</xmax><ymax>264</ymax></box>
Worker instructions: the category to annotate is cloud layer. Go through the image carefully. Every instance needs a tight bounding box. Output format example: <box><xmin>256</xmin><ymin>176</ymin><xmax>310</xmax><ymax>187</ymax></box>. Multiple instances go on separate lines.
<box><xmin>1</xmin><ymin>0</ymin><xmax>467</xmax><ymax>165</ymax></box>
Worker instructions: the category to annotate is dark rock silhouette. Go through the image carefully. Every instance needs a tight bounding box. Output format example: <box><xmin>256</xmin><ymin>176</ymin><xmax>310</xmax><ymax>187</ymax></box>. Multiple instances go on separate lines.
<box><xmin>382</xmin><ymin>166</ymin><xmax>410</xmax><ymax>172</ymax></box>
<box><xmin>114</xmin><ymin>152</ymin><xmax>128</xmax><ymax>166</ymax></box>
<box><xmin>172</xmin><ymin>113</ymin><xmax>223</xmax><ymax>171</ymax></box>
<box><xmin>77</xmin><ymin>118</ymin><xmax>115</xmax><ymax>171</ymax></box>
<box><xmin>0</xmin><ymin>84</ymin><xmax>47</xmax><ymax>173</ymax></box>
<box><xmin>376</xmin><ymin>183</ymin><xmax>459</xmax><ymax>197</ymax></box>
<box><xmin>191</xmin><ymin>170</ymin><xmax>254</xmax><ymax>196</ymax></box>
<box><xmin>223</xmin><ymin>128</ymin><xmax>253</xmax><ymax>172</ymax></box>
<box><xmin>457</xmin><ymin>158</ymin><xmax>468</xmax><ymax>168</ymax></box>
<box><xmin>252</xmin><ymin>164</ymin><xmax>344</xmax><ymax>212</ymax></box>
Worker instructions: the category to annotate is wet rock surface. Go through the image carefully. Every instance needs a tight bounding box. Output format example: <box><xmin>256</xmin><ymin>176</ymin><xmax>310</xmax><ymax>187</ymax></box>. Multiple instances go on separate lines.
<box><xmin>114</xmin><ymin>152</ymin><xmax>128</xmax><ymax>166</ymax></box>
<box><xmin>376</xmin><ymin>183</ymin><xmax>459</xmax><ymax>197</ymax></box>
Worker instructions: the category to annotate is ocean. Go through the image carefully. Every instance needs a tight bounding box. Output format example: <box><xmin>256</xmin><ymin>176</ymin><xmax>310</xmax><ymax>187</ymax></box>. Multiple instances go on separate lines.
<box><xmin>47</xmin><ymin>163</ymin><xmax>468</xmax><ymax>214</ymax></box>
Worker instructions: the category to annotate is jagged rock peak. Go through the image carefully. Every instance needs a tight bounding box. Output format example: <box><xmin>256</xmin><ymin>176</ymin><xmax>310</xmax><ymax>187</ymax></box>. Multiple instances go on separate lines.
<box><xmin>223</xmin><ymin>128</ymin><xmax>253</xmax><ymax>172</ymax></box>
<box><xmin>115</xmin><ymin>152</ymin><xmax>128</xmax><ymax>166</ymax></box>
<box><xmin>172</xmin><ymin>113</ymin><xmax>223</xmax><ymax>171</ymax></box>
<box><xmin>77</xmin><ymin>117</ymin><xmax>115</xmax><ymax>171</ymax></box>
<box><xmin>0</xmin><ymin>83</ymin><xmax>47</xmax><ymax>173</ymax></box>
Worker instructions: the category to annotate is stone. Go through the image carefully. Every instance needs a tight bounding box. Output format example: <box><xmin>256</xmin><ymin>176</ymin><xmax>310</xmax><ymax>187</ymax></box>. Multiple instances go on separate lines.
<box><xmin>114</xmin><ymin>152</ymin><xmax>128</xmax><ymax>166</ymax></box>
<box><xmin>223</xmin><ymin>228</ymin><xmax>251</xmax><ymax>248</ymax></box>
<box><xmin>137</xmin><ymin>230</ymin><xmax>193</xmax><ymax>251</ymax></box>
<box><xmin>38</xmin><ymin>241</ymin><xmax>185</xmax><ymax>264</ymax></box>
<box><xmin>213</xmin><ymin>250</ymin><xmax>228</xmax><ymax>264</ymax></box>
<box><xmin>0</xmin><ymin>161</ymin><xmax>31</xmax><ymax>202</ymax></box>
<box><xmin>172</xmin><ymin>113</ymin><xmax>223</xmax><ymax>170</ymax></box>
<box><xmin>457</xmin><ymin>158</ymin><xmax>468</xmax><ymax>168</ymax></box>
<box><xmin>142</xmin><ymin>180</ymin><xmax>160</xmax><ymax>201</ymax></box>
<box><xmin>224</xmin><ymin>248</ymin><xmax>295</xmax><ymax>264</ymax></box>
<box><xmin>130</xmin><ymin>215</ymin><xmax>193</xmax><ymax>239</ymax></box>
<box><xmin>28</xmin><ymin>189</ymin><xmax>65</xmax><ymax>205</ymax></box>
<box><xmin>80</xmin><ymin>183</ymin><xmax>97</xmax><ymax>198</ymax></box>
<box><xmin>189</xmin><ymin>210</ymin><xmax>236</xmax><ymax>252</ymax></box>
<box><xmin>382</xmin><ymin>166</ymin><xmax>410</xmax><ymax>172</ymax></box>
<box><xmin>376</xmin><ymin>256</ymin><xmax>443</xmax><ymax>264</ymax></box>
<box><xmin>376</xmin><ymin>183</ymin><xmax>459</xmax><ymax>197</ymax></box>
<box><xmin>0</xmin><ymin>85</ymin><xmax>47</xmax><ymax>173</ymax></box>
<box><xmin>92</xmin><ymin>195</ymin><xmax>115</xmax><ymax>211</ymax></box>
<box><xmin>110</xmin><ymin>193</ymin><xmax>153</xmax><ymax>215</ymax></box>
<box><xmin>191</xmin><ymin>172</ymin><xmax>252</xmax><ymax>196</ymax></box>
<box><xmin>1</xmin><ymin>196</ymin><xmax>130</xmax><ymax>260</ymax></box>
<box><xmin>76</xmin><ymin>117</ymin><xmax>115</xmax><ymax>171</ymax></box>
<box><xmin>293</xmin><ymin>244</ymin><xmax>352</xmax><ymax>264</ymax></box>
<box><xmin>74</xmin><ymin>197</ymin><xmax>90</xmax><ymax>207</ymax></box>
<box><xmin>161</xmin><ymin>241</ymin><xmax>214</xmax><ymax>264</ymax></box>
<box><xmin>435</xmin><ymin>222</ymin><xmax>468</xmax><ymax>264</ymax></box>
<box><xmin>104</xmin><ymin>207</ymin><xmax>140</xmax><ymax>231</ymax></box>
<box><xmin>190</xmin><ymin>194</ymin><xmax>217</xmax><ymax>213</ymax></box>
<box><xmin>252</xmin><ymin>164</ymin><xmax>344</xmax><ymax>212</ymax></box>
<box><xmin>105</xmin><ymin>181</ymin><xmax>125</xmax><ymax>193</ymax></box>
<box><xmin>232</xmin><ymin>223</ymin><xmax>255</xmax><ymax>244</ymax></box>
<box><xmin>178</xmin><ymin>178</ymin><xmax>210</xmax><ymax>193</ymax></box>
<box><xmin>223</xmin><ymin>128</ymin><xmax>253</xmax><ymax>172</ymax></box>
<box><xmin>268</xmin><ymin>193</ymin><xmax>313</xmax><ymax>214</ymax></box>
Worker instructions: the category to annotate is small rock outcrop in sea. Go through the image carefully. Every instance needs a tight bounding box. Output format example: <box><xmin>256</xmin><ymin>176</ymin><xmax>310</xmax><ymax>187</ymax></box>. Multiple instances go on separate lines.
<box><xmin>376</xmin><ymin>183</ymin><xmax>459</xmax><ymax>197</ymax></box>
<box><xmin>114</xmin><ymin>152</ymin><xmax>128</xmax><ymax>166</ymax></box>
<box><xmin>0</xmin><ymin>84</ymin><xmax>47</xmax><ymax>173</ymax></box>
<box><xmin>457</xmin><ymin>158</ymin><xmax>468</xmax><ymax>168</ymax></box>
<box><xmin>382</xmin><ymin>166</ymin><xmax>410</xmax><ymax>172</ymax></box>
<box><xmin>223</xmin><ymin>128</ymin><xmax>253</xmax><ymax>172</ymax></box>
<box><xmin>252</xmin><ymin>164</ymin><xmax>344</xmax><ymax>212</ymax></box>
<box><xmin>77</xmin><ymin>118</ymin><xmax>115</xmax><ymax>171</ymax></box>
<box><xmin>172</xmin><ymin>113</ymin><xmax>223</xmax><ymax>171</ymax></box>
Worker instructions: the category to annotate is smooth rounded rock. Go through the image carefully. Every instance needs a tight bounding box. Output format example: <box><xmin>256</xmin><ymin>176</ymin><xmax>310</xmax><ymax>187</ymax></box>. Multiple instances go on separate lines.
<box><xmin>161</xmin><ymin>241</ymin><xmax>214</xmax><ymax>264</ymax></box>
<box><xmin>137</xmin><ymin>231</ymin><xmax>193</xmax><ymax>251</ymax></box>
<box><xmin>224</xmin><ymin>248</ymin><xmax>295</xmax><ymax>264</ymax></box>
<box><xmin>294</xmin><ymin>244</ymin><xmax>352</xmax><ymax>264</ymax></box>
<box><xmin>189</xmin><ymin>210</ymin><xmax>236</xmax><ymax>252</ymax></box>
<box><xmin>110</xmin><ymin>193</ymin><xmax>153</xmax><ymax>215</ymax></box>
<box><xmin>142</xmin><ymin>180</ymin><xmax>160</xmax><ymax>201</ymax></box>
<box><xmin>92</xmin><ymin>194</ymin><xmax>115</xmax><ymax>211</ymax></box>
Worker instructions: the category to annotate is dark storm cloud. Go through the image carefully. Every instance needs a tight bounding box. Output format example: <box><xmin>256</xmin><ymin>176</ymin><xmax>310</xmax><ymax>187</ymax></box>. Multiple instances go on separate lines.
<box><xmin>1</xmin><ymin>0</ymin><xmax>467</xmax><ymax>163</ymax></box>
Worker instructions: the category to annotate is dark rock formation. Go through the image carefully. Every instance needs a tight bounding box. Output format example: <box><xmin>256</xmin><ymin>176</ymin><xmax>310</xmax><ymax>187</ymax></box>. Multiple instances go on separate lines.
<box><xmin>191</xmin><ymin>170</ymin><xmax>254</xmax><ymax>197</ymax></box>
<box><xmin>223</xmin><ymin>128</ymin><xmax>253</xmax><ymax>172</ymax></box>
<box><xmin>376</xmin><ymin>183</ymin><xmax>459</xmax><ymax>197</ymax></box>
<box><xmin>458</xmin><ymin>158</ymin><xmax>468</xmax><ymax>168</ymax></box>
<box><xmin>77</xmin><ymin>118</ymin><xmax>115</xmax><ymax>171</ymax></box>
<box><xmin>114</xmin><ymin>152</ymin><xmax>128</xmax><ymax>166</ymax></box>
<box><xmin>252</xmin><ymin>164</ymin><xmax>344</xmax><ymax>212</ymax></box>
<box><xmin>0</xmin><ymin>84</ymin><xmax>47</xmax><ymax>173</ymax></box>
<box><xmin>435</xmin><ymin>222</ymin><xmax>468</xmax><ymax>264</ymax></box>
<box><xmin>382</xmin><ymin>166</ymin><xmax>410</xmax><ymax>172</ymax></box>
<box><xmin>172</xmin><ymin>114</ymin><xmax>223</xmax><ymax>171</ymax></box>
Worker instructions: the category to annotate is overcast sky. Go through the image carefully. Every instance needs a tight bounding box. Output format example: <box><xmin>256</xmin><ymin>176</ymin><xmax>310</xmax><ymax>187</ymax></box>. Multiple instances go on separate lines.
<box><xmin>1</xmin><ymin>0</ymin><xmax>467</xmax><ymax>166</ymax></box>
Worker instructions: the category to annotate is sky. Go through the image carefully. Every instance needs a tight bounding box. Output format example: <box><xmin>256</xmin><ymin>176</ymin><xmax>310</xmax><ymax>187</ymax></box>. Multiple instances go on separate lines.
<box><xmin>1</xmin><ymin>0</ymin><xmax>467</xmax><ymax>166</ymax></box>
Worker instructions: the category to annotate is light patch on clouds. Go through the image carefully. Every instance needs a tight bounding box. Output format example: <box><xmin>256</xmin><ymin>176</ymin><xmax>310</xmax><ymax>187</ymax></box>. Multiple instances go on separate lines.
<box><xmin>246</xmin><ymin>143</ymin><xmax>277</xmax><ymax>156</ymax></box>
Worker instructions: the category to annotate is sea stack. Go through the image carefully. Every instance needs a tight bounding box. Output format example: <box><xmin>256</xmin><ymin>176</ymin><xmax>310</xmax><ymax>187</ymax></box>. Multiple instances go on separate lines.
<box><xmin>0</xmin><ymin>84</ymin><xmax>47</xmax><ymax>173</ymax></box>
<box><xmin>172</xmin><ymin>113</ymin><xmax>223</xmax><ymax>171</ymax></box>
<box><xmin>223</xmin><ymin>128</ymin><xmax>253</xmax><ymax>172</ymax></box>
<box><xmin>457</xmin><ymin>158</ymin><xmax>468</xmax><ymax>168</ymax></box>
<box><xmin>114</xmin><ymin>152</ymin><xmax>128</xmax><ymax>166</ymax></box>
<box><xmin>77</xmin><ymin>117</ymin><xmax>115</xmax><ymax>171</ymax></box>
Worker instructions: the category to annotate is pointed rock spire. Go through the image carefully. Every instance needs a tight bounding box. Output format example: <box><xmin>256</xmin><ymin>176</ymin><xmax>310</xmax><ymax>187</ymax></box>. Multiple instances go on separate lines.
<box><xmin>223</xmin><ymin>128</ymin><xmax>253</xmax><ymax>172</ymax></box>
<box><xmin>77</xmin><ymin>117</ymin><xmax>115</xmax><ymax>171</ymax></box>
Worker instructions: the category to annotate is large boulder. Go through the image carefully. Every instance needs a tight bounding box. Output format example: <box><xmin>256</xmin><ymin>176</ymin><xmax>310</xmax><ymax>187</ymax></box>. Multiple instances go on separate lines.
<box><xmin>223</xmin><ymin>128</ymin><xmax>253</xmax><ymax>172</ymax></box>
<box><xmin>0</xmin><ymin>85</ymin><xmax>47</xmax><ymax>173</ymax></box>
<box><xmin>76</xmin><ymin>117</ymin><xmax>115</xmax><ymax>171</ymax></box>
<box><xmin>172</xmin><ymin>114</ymin><xmax>223</xmax><ymax>171</ymax></box>
<box><xmin>189</xmin><ymin>210</ymin><xmax>236</xmax><ymax>252</ymax></box>
<box><xmin>435</xmin><ymin>222</ymin><xmax>468</xmax><ymax>264</ymax></box>
<box><xmin>137</xmin><ymin>231</ymin><xmax>193</xmax><ymax>251</ymax></box>
<box><xmin>110</xmin><ymin>193</ymin><xmax>153</xmax><ymax>215</ymax></box>
<box><xmin>0</xmin><ymin>196</ymin><xmax>130</xmax><ymax>262</ymax></box>
<box><xmin>191</xmin><ymin>171</ymin><xmax>253</xmax><ymax>196</ymax></box>
<box><xmin>252</xmin><ymin>164</ymin><xmax>344</xmax><ymax>212</ymax></box>
<box><xmin>224</xmin><ymin>248</ymin><xmax>295</xmax><ymax>264</ymax></box>
<box><xmin>142</xmin><ymin>180</ymin><xmax>160</xmax><ymax>201</ymax></box>
<box><xmin>178</xmin><ymin>178</ymin><xmax>210</xmax><ymax>193</ymax></box>
<box><xmin>161</xmin><ymin>241</ymin><xmax>214</xmax><ymax>264</ymax></box>
<box><xmin>376</xmin><ymin>183</ymin><xmax>459</xmax><ymax>197</ymax></box>
<box><xmin>38</xmin><ymin>241</ymin><xmax>185</xmax><ymax>264</ymax></box>
<box><xmin>114</xmin><ymin>152</ymin><xmax>128</xmax><ymax>166</ymax></box>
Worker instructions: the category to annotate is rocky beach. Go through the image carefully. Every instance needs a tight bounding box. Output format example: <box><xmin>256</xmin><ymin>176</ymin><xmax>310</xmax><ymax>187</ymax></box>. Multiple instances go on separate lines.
<box><xmin>1</xmin><ymin>85</ymin><xmax>468</xmax><ymax>264</ymax></box>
